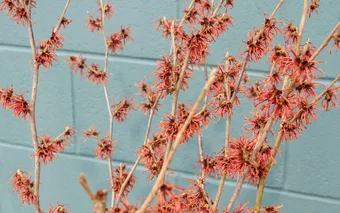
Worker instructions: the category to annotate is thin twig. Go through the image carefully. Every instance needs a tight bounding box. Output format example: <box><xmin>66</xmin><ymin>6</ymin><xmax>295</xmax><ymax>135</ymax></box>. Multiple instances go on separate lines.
<box><xmin>54</xmin><ymin>0</ymin><xmax>71</xmax><ymax>33</ymax></box>
<box><xmin>99</xmin><ymin>0</ymin><xmax>115</xmax><ymax>207</ymax></box>
<box><xmin>136</xmin><ymin>70</ymin><xmax>217</xmax><ymax>213</ymax></box>
<box><xmin>211</xmin><ymin>0</ymin><xmax>225</xmax><ymax>17</ymax></box>
<box><xmin>309</xmin><ymin>22</ymin><xmax>340</xmax><ymax>61</ymax></box>
<box><xmin>295</xmin><ymin>0</ymin><xmax>308</xmax><ymax>55</ymax></box>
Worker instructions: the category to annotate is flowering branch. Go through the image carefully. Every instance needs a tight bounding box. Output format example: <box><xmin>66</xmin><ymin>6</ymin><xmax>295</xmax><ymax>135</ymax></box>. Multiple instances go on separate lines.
<box><xmin>137</xmin><ymin>70</ymin><xmax>217</xmax><ymax>213</ymax></box>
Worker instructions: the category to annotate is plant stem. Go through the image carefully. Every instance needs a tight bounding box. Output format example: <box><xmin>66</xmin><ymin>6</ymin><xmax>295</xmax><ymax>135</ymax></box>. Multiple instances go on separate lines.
<box><xmin>54</xmin><ymin>0</ymin><xmax>71</xmax><ymax>33</ymax></box>
<box><xmin>26</xmin><ymin>1</ymin><xmax>40</xmax><ymax>211</ymax></box>
<box><xmin>295</xmin><ymin>0</ymin><xmax>308</xmax><ymax>55</ymax></box>
<box><xmin>99</xmin><ymin>0</ymin><xmax>115</xmax><ymax>207</ymax></box>
<box><xmin>226</xmin><ymin>175</ymin><xmax>245</xmax><ymax>212</ymax></box>
<box><xmin>309</xmin><ymin>22</ymin><xmax>340</xmax><ymax>61</ymax></box>
<box><xmin>136</xmin><ymin>70</ymin><xmax>217</xmax><ymax>213</ymax></box>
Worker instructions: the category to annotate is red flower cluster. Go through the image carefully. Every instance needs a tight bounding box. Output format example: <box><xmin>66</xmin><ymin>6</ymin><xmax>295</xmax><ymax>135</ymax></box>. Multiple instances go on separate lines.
<box><xmin>34</xmin><ymin>126</ymin><xmax>76</xmax><ymax>164</ymax></box>
<box><xmin>9</xmin><ymin>169</ymin><xmax>37</xmax><ymax>205</ymax></box>
<box><xmin>215</xmin><ymin>136</ymin><xmax>275</xmax><ymax>184</ymax></box>
<box><xmin>107</xmin><ymin>26</ymin><xmax>133</xmax><ymax>54</ymax></box>
<box><xmin>135</xmin><ymin>80</ymin><xmax>161</xmax><ymax>114</ymax></box>
<box><xmin>0</xmin><ymin>86</ymin><xmax>31</xmax><ymax>120</ymax></box>
<box><xmin>111</xmin><ymin>165</ymin><xmax>136</xmax><ymax>198</ymax></box>
<box><xmin>83</xmin><ymin>126</ymin><xmax>116</xmax><ymax>159</ymax></box>
<box><xmin>94</xmin><ymin>136</ymin><xmax>116</xmax><ymax>159</ymax></box>
<box><xmin>0</xmin><ymin>0</ymin><xmax>36</xmax><ymax>26</ymax></box>
<box><xmin>112</xmin><ymin>97</ymin><xmax>135</xmax><ymax>123</ymax></box>
<box><xmin>138</xmin><ymin>132</ymin><xmax>167</xmax><ymax>180</ymax></box>
<box><xmin>66</xmin><ymin>55</ymin><xmax>108</xmax><ymax>85</ymax></box>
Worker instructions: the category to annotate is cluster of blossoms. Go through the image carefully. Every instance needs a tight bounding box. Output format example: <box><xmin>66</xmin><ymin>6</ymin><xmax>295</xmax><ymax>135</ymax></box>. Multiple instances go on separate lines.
<box><xmin>0</xmin><ymin>0</ymin><xmax>35</xmax><ymax>26</ymax></box>
<box><xmin>10</xmin><ymin>169</ymin><xmax>37</xmax><ymax>205</ymax></box>
<box><xmin>66</xmin><ymin>1</ymin><xmax>132</xmax><ymax>85</ymax></box>
<box><xmin>83</xmin><ymin>126</ymin><xmax>116</xmax><ymax>159</ymax></box>
<box><xmin>0</xmin><ymin>86</ymin><xmax>31</xmax><ymax>119</ymax></box>
<box><xmin>110</xmin><ymin>165</ymin><xmax>136</xmax><ymax>199</ymax></box>
<box><xmin>34</xmin><ymin>126</ymin><xmax>76</xmax><ymax>164</ymax></box>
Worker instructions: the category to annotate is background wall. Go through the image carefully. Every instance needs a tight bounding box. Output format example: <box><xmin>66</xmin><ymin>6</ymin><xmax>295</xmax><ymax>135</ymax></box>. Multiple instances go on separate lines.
<box><xmin>1</xmin><ymin>1</ymin><xmax>340</xmax><ymax>212</ymax></box>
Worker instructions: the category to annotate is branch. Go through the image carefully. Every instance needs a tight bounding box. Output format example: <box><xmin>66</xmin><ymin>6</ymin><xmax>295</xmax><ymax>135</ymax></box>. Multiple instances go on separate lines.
<box><xmin>79</xmin><ymin>173</ymin><xmax>108</xmax><ymax>213</ymax></box>
<box><xmin>295</xmin><ymin>0</ymin><xmax>309</xmax><ymax>55</ymax></box>
<box><xmin>309</xmin><ymin>22</ymin><xmax>340</xmax><ymax>61</ymax></box>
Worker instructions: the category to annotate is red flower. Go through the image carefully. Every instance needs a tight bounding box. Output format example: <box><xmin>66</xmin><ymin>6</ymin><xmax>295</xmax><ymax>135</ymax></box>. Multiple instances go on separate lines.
<box><xmin>83</xmin><ymin>125</ymin><xmax>101</xmax><ymax>140</ymax></box>
<box><xmin>107</xmin><ymin>32</ymin><xmax>123</xmax><ymax>54</ymax></box>
<box><xmin>283</xmin><ymin>22</ymin><xmax>298</xmax><ymax>44</ymax></box>
<box><xmin>322</xmin><ymin>86</ymin><xmax>340</xmax><ymax>111</ymax></box>
<box><xmin>244</xmin><ymin>111</ymin><xmax>269</xmax><ymax>136</ymax></box>
<box><xmin>59</xmin><ymin>17</ymin><xmax>72</xmax><ymax>29</ymax></box>
<box><xmin>47</xmin><ymin>30</ymin><xmax>64</xmax><ymax>48</ymax></box>
<box><xmin>112</xmin><ymin>97</ymin><xmax>135</xmax><ymax>123</ymax></box>
<box><xmin>0</xmin><ymin>86</ymin><xmax>14</xmax><ymax>108</ymax></box>
<box><xmin>256</xmin><ymin>85</ymin><xmax>293</xmax><ymax>119</ymax></box>
<box><xmin>99</xmin><ymin>2</ymin><xmax>115</xmax><ymax>19</ymax></box>
<box><xmin>35</xmin><ymin>40</ymin><xmax>57</xmax><ymax>69</ymax></box>
<box><xmin>154</xmin><ymin>18</ymin><xmax>185</xmax><ymax>39</ymax></box>
<box><xmin>10</xmin><ymin>6</ymin><xmax>29</xmax><ymax>26</ymax></box>
<box><xmin>268</xmin><ymin>44</ymin><xmax>287</xmax><ymax>64</ymax></box>
<box><xmin>295</xmin><ymin>98</ymin><xmax>317</xmax><ymax>125</ymax></box>
<box><xmin>277</xmin><ymin>48</ymin><xmax>324</xmax><ymax>83</ymax></box>
<box><xmin>9</xmin><ymin>169</ymin><xmax>37</xmax><ymax>205</ymax></box>
<box><xmin>295</xmin><ymin>81</ymin><xmax>318</xmax><ymax>97</ymax></box>
<box><xmin>94</xmin><ymin>136</ymin><xmax>116</xmax><ymax>159</ymax></box>
<box><xmin>86</xmin><ymin>64</ymin><xmax>107</xmax><ymax>85</ymax></box>
<box><xmin>119</xmin><ymin>26</ymin><xmax>133</xmax><ymax>44</ymax></box>
<box><xmin>280</xmin><ymin>122</ymin><xmax>303</xmax><ymax>141</ymax></box>
<box><xmin>34</xmin><ymin>134</ymin><xmax>59</xmax><ymax>164</ymax></box>
<box><xmin>198</xmin><ymin>154</ymin><xmax>218</xmax><ymax>177</ymax></box>
<box><xmin>158</xmin><ymin>114</ymin><xmax>179</xmax><ymax>142</ymax></box>
<box><xmin>308</xmin><ymin>0</ymin><xmax>320</xmax><ymax>17</ymax></box>
<box><xmin>111</xmin><ymin>165</ymin><xmax>136</xmax><ymax>198</ymax></box>
<box><xmin>86</xmin><ymin>16</ymin><xmax>102</xmax><ymax>32</ymax></box>
<box><xmin>10</xmin><ymin>93</ymin><xmax>31</xmax><ymax>120</ymax></box>
<box><xmin>66</xmin><ymin>55</ymin><xmax>87</xmax><ymax>74</ymax></box>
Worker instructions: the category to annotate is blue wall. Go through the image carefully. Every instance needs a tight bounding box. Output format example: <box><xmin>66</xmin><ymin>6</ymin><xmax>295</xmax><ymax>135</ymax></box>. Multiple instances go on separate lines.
<box><xmin>1</xmin><ymin>1</ymin><xmax>340</xmax><ymax>212</ymax></box>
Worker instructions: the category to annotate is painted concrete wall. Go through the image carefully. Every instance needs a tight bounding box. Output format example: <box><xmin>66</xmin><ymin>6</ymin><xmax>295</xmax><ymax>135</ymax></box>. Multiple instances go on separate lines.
<box><xmin>0</xmin><ymin>1</ymin><xmax>340</xmax><ymax>212</ymax></box>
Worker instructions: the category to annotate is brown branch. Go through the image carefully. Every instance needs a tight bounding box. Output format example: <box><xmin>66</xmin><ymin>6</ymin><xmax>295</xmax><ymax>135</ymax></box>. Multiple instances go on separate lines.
<box><xmin>309</xmin><ymin>22</ymin><xmax>340</xmax><ymax>61</ymax></box>
<box><xmin>79</xmin><ymin>173</ymin><xmax>108</xmax><ymax>213</ymax></box>
<box><xmin>136</xmin><ymin>70</ymin><xmax>217</xmax><ymax>213</ymax></box>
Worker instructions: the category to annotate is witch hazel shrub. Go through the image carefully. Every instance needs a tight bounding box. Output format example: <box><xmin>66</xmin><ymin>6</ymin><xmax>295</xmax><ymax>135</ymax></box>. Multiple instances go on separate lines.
<box><xmin>1</xmin><ymin>0</ymin><xmax>340</xmax><ymax>212</ymax></box>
